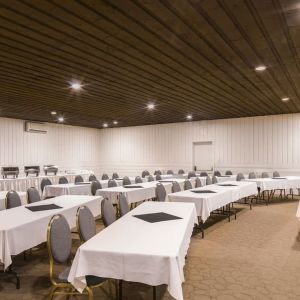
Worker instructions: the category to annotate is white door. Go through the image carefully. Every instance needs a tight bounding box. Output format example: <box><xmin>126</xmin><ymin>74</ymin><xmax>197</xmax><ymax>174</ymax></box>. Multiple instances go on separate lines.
<box><xmin>193</xmin><ymin>142</ymin><xmax>213</xmax><ymax>171</ymax></box>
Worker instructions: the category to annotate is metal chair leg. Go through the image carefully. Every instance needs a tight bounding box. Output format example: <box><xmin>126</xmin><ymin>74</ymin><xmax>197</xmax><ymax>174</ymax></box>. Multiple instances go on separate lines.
<box><xmin>153</xmin><ymin>286</ymin><xmax>157</xmax><ymax>300</ymax></box>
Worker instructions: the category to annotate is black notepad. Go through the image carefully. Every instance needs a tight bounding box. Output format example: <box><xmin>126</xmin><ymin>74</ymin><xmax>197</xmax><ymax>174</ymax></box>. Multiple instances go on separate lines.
<box><xmin>123</xmin><ymin>185</ymin><xmax>144</xmax><ymax>188</ymax></box>
<box><xmin>219</xmin><ymin>175</ymin><xmax>231</xmax><ymax>177</ymax></box>
<box><xmin>191</xmin><ymin>190</ymin><xmax>217</xmax><ymax>193</ymax></box>
<box><xmin>272</xmin><ymin>177</ymin><xmax>287</xmax><ymax>179</ymax></box>
<box><xmin>217</xmin><ymin>184</ymin><xmax>238</xmax><ymax>187</ymax></box>
<box><xmin>133</xmin><ymin>212</ymin><xmax>182</xmax><ymax>223</ymax></box>
<box><xmin>25</xmin><ymin>204</ymin><xmax>62</xmax><ymax>212</ymax></box>
<box><xmin>75</xmin><ymin>182</ymin><xmax>91</xmax><ymax>185</ymax></box>
<box><xmin>158</xmin><ymin>180</ymin><xmax>174</xmax><ymax>183</ymax></box>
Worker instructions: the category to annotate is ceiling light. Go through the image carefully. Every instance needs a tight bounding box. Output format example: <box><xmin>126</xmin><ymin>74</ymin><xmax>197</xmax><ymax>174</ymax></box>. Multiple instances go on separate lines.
<box><xmin>51</xmin><ymin>111</ymin><xmax>57</xmax><ymax>115</ymax></box>
<box><xmin>186</xmin><ymin>115</ymin><xmax>193</xmax><ymax>120</ymax></box>
<box><xmin>147</xmin><ymin>103</ymin><xmax>155</xmax><ymax>110</ymax></box>
<box><xmin>70</xmin><ymin>81</ymin><xmax>82</xmax><ymax>91</ymax></box>
<box><xmin>58</xmin><ymin>116</ymin><xmax>64</xmax><ymax>123</ymax></box>
<box><xmin>281</xmin><ymin>97</ymin><xmax>290</xmax><ymax>102</ymax></box>
<box><xmin>103</xmin><ymin>123</ymin><xmax>108</xmax><ymax>128</ymax></box>
<box><xmin>255</xmin><ymin>65</ymin><xmax>267</xmax><ymax>71</ymax></box>
<box><xmin>113</xmin><ymin>121</ymin><xmax>118</xmax><ymax>125</ymax></box>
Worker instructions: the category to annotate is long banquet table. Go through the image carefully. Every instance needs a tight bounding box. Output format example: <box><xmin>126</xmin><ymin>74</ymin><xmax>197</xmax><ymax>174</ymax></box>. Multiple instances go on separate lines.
<box><xmin>68</xmin><ymin>201</ymin><xmax>198</xmax><ymax>300</ymax></box>
<box><xmin>0</xmin><ymin>195</ymin><xmax>102</xmax><ymax>269</ymax></box>
<box><xmin>0</xmin><ymin>191</ymin><xmax>27</xmax><ymax>210</ymax></box>
<box><xmin>42</xmin><ymin>182</ymin><xmax>92</xmax><ymax>198</ymax></box>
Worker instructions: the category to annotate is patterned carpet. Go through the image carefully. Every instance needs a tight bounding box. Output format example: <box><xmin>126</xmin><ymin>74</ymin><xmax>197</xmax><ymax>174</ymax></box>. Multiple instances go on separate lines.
<box><xmin>1</xmin><ymin>198</ymin><xmax>300</xmax><ymax>300</ymax></box>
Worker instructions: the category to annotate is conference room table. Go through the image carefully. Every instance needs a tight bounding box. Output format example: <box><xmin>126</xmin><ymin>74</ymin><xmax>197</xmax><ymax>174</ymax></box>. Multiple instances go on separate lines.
<box><xmin>99</xmin><ymin>177</ymin><xmax>147</xmax><ymax>188</ymax></box>
<box><xmin>42</xmin><ymin>182</ymin><xmax>92</xmax><ymax>199</ymax></box>
<box><xmin>0</xmin><ymin>191</ymin><xmax>27</xmax><ymax>210</ymax></box>
<box><xmin>168</xmin><ymin>181</ymin><xmax>257</xmax><ymax>222</ymax></box>
<box><xmin>68</xmin><ymin>201</ymin><xmax>198</xmax><ymax>300</ymax></box>
<box><xmin>0</xmin><ymin>195</ymin><xmax>102</xmax><ymax>269</ymax></box>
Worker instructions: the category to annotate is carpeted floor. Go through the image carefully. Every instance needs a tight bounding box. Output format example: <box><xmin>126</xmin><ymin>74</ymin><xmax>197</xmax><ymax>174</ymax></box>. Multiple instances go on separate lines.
<box><xmin>1</xmin><ymin>197</ymin><xmax>300</xmax><ymax>300</ymax></box>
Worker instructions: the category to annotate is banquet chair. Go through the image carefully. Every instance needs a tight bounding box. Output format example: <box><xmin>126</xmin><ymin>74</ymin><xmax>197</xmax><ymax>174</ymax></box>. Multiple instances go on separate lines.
<box><xmin>212</xmin><ymin>176</ymin><xmax>218</xmax><ymax>184</ymax></box>
<box><xmin>101</xmin><ymin>198</ymin><xmax>117</xmax><ymax>227</ymax></box>
<box><xmin>75</xmin><ymin>175</ymin><xmax>84</xmax><ymax>183</ymax></box>
<box><xmin>108</xmin><ymin>179</ymin><xmax>117</xmax><ymax>188</ymax></box>
<box><xmin>101</xmin><ymin>173</ymin><xmax>109</xmax><ymax>180</ymax></box>
<box><xmin>41</xmin><ymin>178</ymin><xmax>52</xmax><ymax>192</ymax></box>
<box><xmin>188</xmin><ymin>171</ymin><xmax>196</xmax><ymax>179</ymax></box>
<box><xmin>58</xmin><ymin>176</ymin><xmax>68</xmax><ymax>184</ymax></box>
<box><xmin>5</xmin><ymin>191</ymin><xmax>22</xmax><ymax>209</ymax></box>
<box><xmin>206</xmin><ymin>176</ymin><xmax>212</xmax><ymax>185</ymax></box>
<box><xmin>178</xmin><ymin>169</ymin><xmax>185</xmax><ymax>175</ymax></box>
<box><xmin>262</xmin><ymin>172</ymin><xmax>269</xmax><ymax>178</ymax></box>
<box><xmin>195</xmin><ymin>177</ymin><xmax>202</xmax><ymax>188</ymax></box>
<box><xmin>213</xmin><ymin>171</ymin><xmax>221</xmax><ymax>177</ymax></box>
<box><xmin>76</xmin><ymin>206</ymin><xmax>96</xmax><ymax>243</ymax></box>
<box><xmin>273</xmin><ymin>171</ymin><xmax>280</xmax><ymax>177</ymax></box>
<box><xmin>122</xmin><ymin>176</ymin><xmax>131</xmax><ymax>186</ymax></box>
<box><xmin>47</xmin><ymin>214</ymin><xmax>106</xmax><ymax>300</ymax></box>
<box><xmin>148</xmin><ymin>175</ymin><xmax>155</xmax><ymax>182</ymax></box>
<box><xmin>172</xmin><ymin>181</ymin><xmax>181</xmax><ymax>193</ymax></box>
<box><xmin>88</xmin><ymin>174</ymin><xmax>97</xmax><ymax>182</ymax></box>
<box><xmin>91</xmin><ymin>180</ymin><xmax>102</xmax><ymax>196</ymax></box>
<box><xmin>154</xmin><ymin>170</ymin><xmax>162</xmax><ymax>176</ymax></box>
<box><xmin>249</xmin><ymin>172</ymin><xmax>256</xmax><ymax>179</ymax></box>
<box><xmin>200</xmin><ymin>171</ymin><xmax>208</xmax><ymax>177</ymax></box>
<box><xmin>155</xmin><ymin>174</ymin><xmax>162</xmax><ymax>181</ymax></box>
<box><xmin>135</xmin><ymin>176</ymin><xmax>143</xmax><ymax>183</ymax></box>
<box><xmin>156</xmin><ymin>183</ymin><xmax>166</xmax><ymax>202</ymax></box>
<box><xmin>236</xmin><ymin>173</ymin><xmax>245</xmax><ymax>181</ymax></box>
<box><xmin>119</xmin><ymin>194</ymin><xmax>130</xmax><ymax>216</ymax></box>
<box><xmin>225</xmin><ymin>170</ymin><xmax>233</xmax><ymax>175</ymax></box>
<box><xmin>27</xmin><ymin>187</ymin><xmax>41</xmax><ymax>204</ymax></box>
<box><xmin>141</xmin><ymin>170</ymin><xmax>150</xmax><ymax>178</ymax></box>
<box><xmin>167</xmin><ymin>170</ymin><xmax>174</xmax><ymax>175</ymax></box>
<box><xmin>112</xmin><ymin>172</ymin><xmax>119</xmax><ymax>179</ymax></box>
<box><xmin>184</xmin><ymin>180</ymin><xmax>193</xmax><ymax>190</ymax></box>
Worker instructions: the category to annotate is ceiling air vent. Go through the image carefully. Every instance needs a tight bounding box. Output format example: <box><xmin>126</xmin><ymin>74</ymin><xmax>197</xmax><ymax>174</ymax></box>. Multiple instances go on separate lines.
<box><xmin>24</xmin><ymin>121</ymin><xmax>47</xmax><ymax>134</ymax></box>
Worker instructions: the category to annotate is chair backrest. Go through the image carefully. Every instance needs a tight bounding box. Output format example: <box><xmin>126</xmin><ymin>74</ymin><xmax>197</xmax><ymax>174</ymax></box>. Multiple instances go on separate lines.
<box><xmin>212</xmin><ymin>176</ymin><xmax>218</xmax><ymax>184</ymax></box>
<box><xmin>102</xmin><ymin>173</ymin><xmax>109</xmax><ymax>180</ymax></box>
<box><xmin>261</xmin><ymin>172</ymin><xmax>269</xmax><ymax>178</ymax></box>
<box><xmin>47</xmin><ymin>214</ymin><xmax>72</xmax><ymax>264</ymax></box>
<box><xmin>213</xmin><ymin>171</ymin><xmax>221</xmax><ymax>177</ymax></box>
<box><xmin>76</xmin><ymin>206</ymin><xmax>96</xmax><ymax>243</ymax></box>
<box><xmin>154</xmin><ymin>170</ymin><xmax>162</xmax><ymax>176</ymax></box>
<box><xmin>5</xmin><ymin>191</ymin><xmax>22</xmax><ymax>209</ymax></box>
<box><xmin>135</xmin><ymin>176</ymin><xmax>143</xmax><ymax>183</ymax></box>
<box><xmin>200</xmin><ymin>171</ymin><xmax>208</xmax><ymax>177</ymax></box>
<box><xmin>184</xmin><ymin>180</ymin><xmax>193</xmax><ymax>190</ymax></box>
<box><xmin>58</xmin><ymin>176</ymin><xmax>68</xmax><ymax>184</ymax></box>
<box><xmin>172</xmin><ymin>181</ymin><xmax>181</xmax><ymax>193</ymax></box>
<box><xmin>195</xmin><ymin>177</ymin><xmax>202</xmax><ymax>188</ymax></box>
<box><xmin>178</xmin><ymin>169</ymin><xmax>185</xmax><ymax>174</ymax></box>
<box><xmin>156</xmin><ymin>183</ymin><xmax>166</xmax><ymax>202</ymax></box>
<box><xmin>41</xmin><ymin>178</ymin><xmax>52</xmax><ymax>192</ymax></box>
<box><xmin>273</xmin><ymin>171</ymin><xmax>280</xmax><ymax>177</ymax></box>
<box><xmin>148</xmin><ymin>175</ymin><xmax>155</xmax><ymax>182</ymax></box>
<box><xmin>225</xmin><ymin>170</ymin><xmax>233</xmax><ymax>175</ymax></box>
<box><xmin>188</xmin><ymin>171</ymin><xmax>196</xmax><ymax>179</ymax></box>
<box><xmin>27</xmin><ymin>187</ymin><xmax>41</xmax><ymax>204</ymax></box>
<box><xmin>101</xmin><ymin>198</ymin><xmax>116</xmax><ymax>227</ymax></box>
<box><xmin>156</xmin><ymin>174</ymin><xmax>162</xmax><ymax>181</ymax></box>
<box><xmin>236</xmin><ymin>173</ymin><xmax>245</xmax><ymax>181</ymax></box>
<box><xmin>108</xmin><ymin>179</ymin><xmax>117</xmax><ymax>188</ymax></box>
<box><xmin>119</xmin><ymin>193</ymin><xmax>130</xmax><ymax>216</ymax></box>
<box><xmin>122</xmin><ymin>176</ymin><xmax>131</xmax><ymax>186</ymax></box>
<box><xmin>206</xmin><ymin>176</ymin><xmax>212</xmax><ymax>185</ymax></box>
<box><xmin>249</xmin><ymin>172</ymin><xmax>256</xmax><ymax>179</ymax></box>
<box><xmin>112</xmin><ymin>172</ymin><xmax>119</xmax><ymax>179</ymax></box>
<box><xmin>75</xmin><ymin>175</ymin><xmax>84</xmax><ymax>183</ymax></box>
<box><xmin>88</xmin><ymin>174</ymin><xmax>97</xmax><ymax>182</ymax></box>
<box><xmin>141</xmin><ymin>170</ymin><xmax>150</xmax><ymax>178</ymax></box>
<box><xmin>91</xmin><ymin>180</ymin><xmax>102</xmax><ymax>196</ymax></box>
<box><xmin>167</xmin><ymin>170</ymin><xmax>174</xmax><ymax>175</ymax></box>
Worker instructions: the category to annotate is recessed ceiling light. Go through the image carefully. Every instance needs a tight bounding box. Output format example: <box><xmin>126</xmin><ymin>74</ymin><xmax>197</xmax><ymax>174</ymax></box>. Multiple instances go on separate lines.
<box><xmin>281</xmin><ymin>97</ymin><xmax>290</xmax><ymax>102</ymax></box>
<box><xmin>70</xmin><ymin>81</ymin><xmax>82</xmax><ymax>91</ymax></box>
<box><xmin>58</xmin><ymin>116</ymin><xmax>64</xmax><ymax>123</ymax></box>
<box><xmin>103</xmin><ymin>123</ymin><xmax>108</xmax><ymax>128</ymax></box>
<box><xmin>186</xmin><ymin>114</ymin><xmax>193</xmax><ymax>120</ymax></box>
<box><xmin>255</xmin><ymin>65</ymin><xmax>267</xmax><ymax>71</ymax></box>
<box><xmin>113</xmin><ymin>120</ymin><xmax>118</xmax><ymax>125</ymax></box>
<box><xmin>51</xmin><ymin>111</ymin><xmax>57</xmax><ymax>115</ymax></box>
<box><xmin>147</xmin><ymin>103</ymin><xmax>155</xmax><ymax>110</ymax></box>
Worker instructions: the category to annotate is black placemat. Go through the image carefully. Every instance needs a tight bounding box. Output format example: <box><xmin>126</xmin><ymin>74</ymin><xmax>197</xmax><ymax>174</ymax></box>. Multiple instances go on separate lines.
<box><xmin>25</xmin><ymin>204</ymin><xmax>62</xmax><ymax>212</ymax></box>
<box><xmin>217</xmin><ymin>184</ymin><xmax>238</xmax><ymax>187</ymax></box>
<box><xmin>75</xmin><ymin>182</ymin><xmax>91</xmax><ymax>185</ymax></box>
<box><xmin>218</xmin><ymin>175</ymin><xmax>231</xmax><ymax>177</ymax></box>
<box><xmin>191</xmin><ymin>190</ymin><xmax>217</xmax><ymax>193</ymax></box>
<box><xmin>272</xmin><ymin>177</ymin><xmax>287</xmax><ymax>179</ymax></box>
<box><xmin>158</xmin><ymin>180</ymin><xmax>174</xmax><ymax>183</ymax></box>
<box><xmin>123</xmin><ymin>185</ymin><xmax>144</xmax><ymax>188</ymax></box>
<box><xmin>133</xmin><ymin>212</ymin><xmax>182</xmax><ymax>223</ymax></box>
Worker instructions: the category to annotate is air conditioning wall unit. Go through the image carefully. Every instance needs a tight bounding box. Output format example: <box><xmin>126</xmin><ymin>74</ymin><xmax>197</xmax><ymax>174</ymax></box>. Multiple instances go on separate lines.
<box><xmin>24</xmin><ymin>121</ymin><xmax>47</xmax><ymax>134</ymax></box>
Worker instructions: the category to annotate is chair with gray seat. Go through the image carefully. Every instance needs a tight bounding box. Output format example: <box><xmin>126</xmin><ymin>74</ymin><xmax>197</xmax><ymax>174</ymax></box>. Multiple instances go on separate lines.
<box><xmin>88</xmin><ymin>174</ymin><xmax>97</xmax><ymax>182</ymax></box>
<box><xmin>5</xmin><ymin>191</ymin><xmax>22</xmax><ymax>209</ymax></box>
<box><xmin>206</xmin><ymin>176</ymin><xmax>212</xmax><ymax>185</ymax></box>
<box><xmin>273</xmin><ymin>171</ymin><xmax>280</xmax><ymax>177</ymax></box>
<box><xmin>261</xmin><ymin>172</ymin><xmax>269</xmax><ymax>178</ymax></box>
<box><xmin>47</xmin><ymin>214</ymin><xmax>106</xmax><ymax>299</ymax></box>
<box><xmin>101</xmin><ymin>198</ymin><xmax>116</xmax><ymax>227</ymax></box>
<box><xmin>148</xmin><ymin>175</ymin><xmax>155</xmax><ymax>182</ymax></box>
<box><xmin>225</xmin><ymin>170</ymin><xmax>233</xmax><ymax>175</ymax></box>
<box><xmin>188</xmin><ymin>171</ymin><xmax>196</xmax><ymax>179</ymax></box>
<box><xmin>156</xmin><ymin>183</ymin><xmax>166</xmax><ymax>202</ymax></box>
<box><xmin>167</xmin><ymin>170</ymin><xmax>174</xmax><ymax>175</ymax></box>
<box><xmin>101</xmin><ymin>173</ymin><xmax>109</xmax><ymax>180</ymax></box>
<box><xmin>112</xmin><ymin>173</ymin><xmax>119</xmax><ymax>179</ymax></box>
<box><xmin>212</xmin><ymin>176</ymin><xmax>218</xmax><ymax>184</ymax></box>
<box><xmin>76</xmin><ymin>206</ymin><xmax>96</xmax><ymax>243</ymax></box>
<box><xmin>184</xmin><ymin>180</ymin><xmax>193</xmax><ymax>190</ymax></box>
<box><xmin>200</xmin><ymin>171</ymin><xmax>208</xmax><ymax>177</ymax></box>
<box><xmin>91</xmin><ymin>180</ymin><xmax>102</xmax><ymax>196</ymax></box>
<box><xmin>108</xmin><ymin>179</ymin><xmax>117</xmax><ymax>188</ymax></box>
<box><xmin>58</xmin><ymin>176</ymin><xmax>68</xmax><ymax>184</ymax></box>
<box><xmin>249</xmin><ymin>172</ymin><xmax>256</xmax><ymax>179</ymax></box>
<box><xmin>122</xmin><ymin>176</ymin><xmax>131</xmax><ymax>186</ymax></box>
<box><xmin>154</xmin><ymin>170</ymin><xmax>162</xmax><ymax>176</ymax></box>
<box><xmin>27</xmin><ymin>187</ymin><xmax>41</xmax><ymax>204</ymax></box>
<box><xmin>135</xmin><ymin>176</ymin><xmax>143</xmax><ymax>184</ymax></box>
<box><xmin>141</xmin><ymin>170</ymin><xmax>150</xmax><ymax>178</ymax></box>
<box><xmin>178</xmin><ymin>169</ymin><xmax>185</xmax><ymax>175</ymax></box>
<box><xmin>155</xmin><ymin>174</ymin><xmax>162</xmax><ymax>181</ymax></box>
<box><xmin>75</xmin><ymin>175</ymin><xmax>84</xmax><ymax>183</ymax></box>
<box><xmin>213</xmin><ymin>171</ymin><xmax>221</xmax><ymax>177</ymax></box>
<box><xmin>195</xmin><ymin>177</ymin><xmax>202</xmax><ymax>188</ymax></box>
<box><xmin>236</xmin><ymin>173</ymin><xmax>245</xmax><ymax>181</ymax></box>
<box><xmin>41</xmin><ymin>178</ymin><xmax>52</xmax><ymax>193</ymax></box>
<box><xmin>119</xmin><ymin>194</ymin><xmax>130</xmax><ymax>216</ymax></box>
<box><xmin>172</xmin><ymin>181</ymin><xmax>181</xmax><ymax>193</ymax></box>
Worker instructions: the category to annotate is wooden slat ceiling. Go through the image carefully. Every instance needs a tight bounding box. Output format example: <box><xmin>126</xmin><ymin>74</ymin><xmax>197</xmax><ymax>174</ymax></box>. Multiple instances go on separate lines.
<box><xmin>0</xmin><ymin>0</ymin><xmax>300</xmax><ymax>129</ymax></box>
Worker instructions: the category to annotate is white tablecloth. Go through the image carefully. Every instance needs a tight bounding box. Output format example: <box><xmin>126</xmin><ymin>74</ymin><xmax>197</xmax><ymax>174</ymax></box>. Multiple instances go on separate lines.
<box><xmin>216</xmin><ymin>175</ymin><xmax>237</xmax><ymax>183</ymax></box>
<box><xmin>68</xmin><ymin>201</ymin><xmax>197</xmax><ymax>300</ymax></box>
<box><xmin>158</xmin><ymin>178</ymin><xmax>196</xmax><ymax>190</ymax></box>
<box><xmin>0</xmin><ymin>195</ymin><xmax>102</xmax><ymax>269</ymax></box>
<box><xmin>0</xmin><ymin>191</ymin><xmax>27</xmax><ymax>210</ymax></box>
<box><xmin>43</xmin><ymin>183</ymin><xmax>91</xmax><ymax>199</ymax></box>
